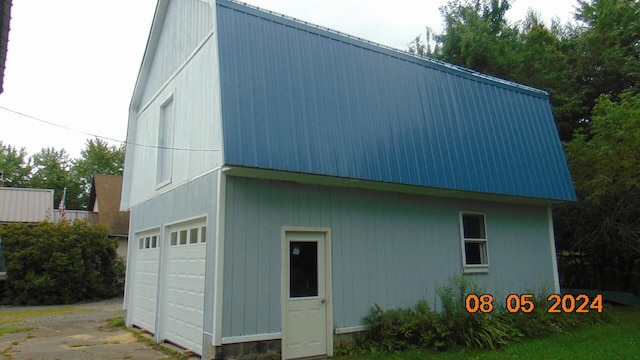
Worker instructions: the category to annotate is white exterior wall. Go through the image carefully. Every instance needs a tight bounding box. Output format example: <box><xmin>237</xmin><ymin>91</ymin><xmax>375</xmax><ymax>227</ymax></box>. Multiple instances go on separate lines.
<box><xmin>122</xmin><ymin>1</ymin><xmax>224</xmax><ymax>356</ymax></box>
<box><xmin>122</xmin><ymin>0</ymin><xmax>223</xmax><ymax>210</ymax></box>
<box><xmin>125</xmin><ymin>170</ymin><xmax>220</xmax><ymax>356</ymax></box>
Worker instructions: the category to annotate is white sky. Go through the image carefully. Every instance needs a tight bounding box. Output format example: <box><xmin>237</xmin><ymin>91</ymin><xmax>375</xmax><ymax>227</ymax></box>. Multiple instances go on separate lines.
<box><xmin>0</xmin><ymin>0</ymin><xmax>578</xmax><ymax>159</ymax></box>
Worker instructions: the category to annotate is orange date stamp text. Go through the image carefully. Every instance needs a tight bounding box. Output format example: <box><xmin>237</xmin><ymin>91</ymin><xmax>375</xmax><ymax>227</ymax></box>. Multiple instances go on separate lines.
<box><xmin>465</xmin><ymin>294</ymin><xmax>603</xmax><ymax>313</ymax></box>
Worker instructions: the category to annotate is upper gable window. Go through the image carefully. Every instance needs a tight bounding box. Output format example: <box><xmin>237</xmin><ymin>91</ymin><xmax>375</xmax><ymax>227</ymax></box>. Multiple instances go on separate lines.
<box><xmin>157</xmin><ymin>95</ymin><xmax>174</xmax><ymax>186</ymax></box>
<box><xmin>460</xmin><ymin>212</ymin><xmax>489</xmax><ymax>273</ymax></box>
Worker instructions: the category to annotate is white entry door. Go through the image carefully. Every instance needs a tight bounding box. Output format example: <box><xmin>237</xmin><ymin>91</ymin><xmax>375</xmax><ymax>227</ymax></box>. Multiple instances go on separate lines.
<box><xmin>282</xmin><ymin>231</ymin><xmax>332</xmax><ymax>359</ymax></box>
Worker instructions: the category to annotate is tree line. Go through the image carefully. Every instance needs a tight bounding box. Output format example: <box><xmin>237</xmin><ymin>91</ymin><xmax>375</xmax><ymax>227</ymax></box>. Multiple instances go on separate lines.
<box><xmin>413</xmin><ymin>0</ymin><xmax>639</xmax><ymax>295</ymax></box>
<box><xmin>0</xmin><ymin>138</ymin><xmax>124</xmax><ymax>210</ymax></box>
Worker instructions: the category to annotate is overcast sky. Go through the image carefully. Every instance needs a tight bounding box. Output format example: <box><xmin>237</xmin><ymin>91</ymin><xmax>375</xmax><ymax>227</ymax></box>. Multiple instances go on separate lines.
<box><xmin>0</xmin><ymin>0</ymin><xmax>578</xmax><ymax>159</ymax></box>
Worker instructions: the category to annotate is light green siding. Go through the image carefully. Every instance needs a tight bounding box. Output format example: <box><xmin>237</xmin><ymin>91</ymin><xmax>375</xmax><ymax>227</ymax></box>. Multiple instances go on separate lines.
<box><xmin>222</xmin><ymin>176</ymin><xmax>556</xmax><ymax>337</ymax></box>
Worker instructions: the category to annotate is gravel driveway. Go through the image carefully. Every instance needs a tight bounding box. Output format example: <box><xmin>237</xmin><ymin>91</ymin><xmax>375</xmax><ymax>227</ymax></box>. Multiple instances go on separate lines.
<box><xmin>0</xmin><ymin>297</ymin><xmax>176</xmax><ymax>360</ymax></box>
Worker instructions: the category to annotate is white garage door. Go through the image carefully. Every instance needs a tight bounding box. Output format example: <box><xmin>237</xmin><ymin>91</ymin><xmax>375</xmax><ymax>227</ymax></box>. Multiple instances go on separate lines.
<box><xmin>131</xmin><ymin>232</ymin><xmax>160</xmax><ymax>332</ymax></box>
<box><xmin>163</xmin><ymin>222</ymin><xmax>207</xmax><ymax>354</ymax></box>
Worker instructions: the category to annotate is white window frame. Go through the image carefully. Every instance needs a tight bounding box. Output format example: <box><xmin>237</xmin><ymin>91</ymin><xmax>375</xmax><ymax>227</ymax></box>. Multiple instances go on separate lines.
<box><xmin>136</xmin><ymin>231</ymin><xmax>160</xmax><ymax>251</ymax></box>
<box><xmin>459</xmin><ymin>212</ymin><xmax>489</xmax><ymax>274</ymax></box>
<box><xmin>168</xmin><ymin>222</ymin><xmax>207</xmax><ymax>247</ymax></box>
<box><xmin>156</xmin><ymin>93</ymin><xmax>175</xmax><ymax>187</ymax></box>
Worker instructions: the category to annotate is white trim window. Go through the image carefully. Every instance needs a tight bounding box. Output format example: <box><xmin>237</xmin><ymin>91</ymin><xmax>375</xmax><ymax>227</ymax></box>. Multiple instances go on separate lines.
<box><xmin>156</xmin><ymin>94</ymin><xmax>174</xmax><ymax>186</ymax></box>
<box><xmin>138</xmin><ymin>234</ymin><xmax>159</xmax><ymax>250</ymax></box>
<box><xmin>169</xmin><ymin>224</ymin><xmax>207</xmax><ymax>247</ymax></box>
<box><xmin>460</xmin><ymin>212</ymin><xmax>489</xmax><ymax>273</ymax></box>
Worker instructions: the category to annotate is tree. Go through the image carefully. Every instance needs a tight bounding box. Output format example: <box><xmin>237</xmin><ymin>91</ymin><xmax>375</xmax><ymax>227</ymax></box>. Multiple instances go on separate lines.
<box><xmin>433</xmin><ymin>0</ymin><xmax>520</xmax><ymax>79</ymax></box>
<box><xmin>548</xmin><ymin>0</ymin><xmax>640</xmax><ymax>139</ymax></box>
<box><xmin>565</xmin><ymin>92</ymin><xmax>640</xmax><ymax>201</ymax></box>
<box><xmin>555</xmin><ymin>92</ymin><xmax>640</xmax><ymax>294</ymax></box>
<box><xmin>513</xmin><ymin>12</ymin><xmax>582</xmax><ymax>140</ymax></box>
<box><xmin>408</xmin><ymin>28</ymin><xmax>436</xmax><ymax>57</ymax></box>
<box><xmin>0</xmin><ymin>142</ymin><xmax>31</xmax><ymax>187</ymax></box>
<box><xmin>573</xmin><ymin>0</ymin><xmax>640</xmax><ymax>105</ymax></box>
<box><xmin>30</xmin><ymin>147</ymin><xmax>83</xmax><ymax>210</ymax></box>
<box><xmin>71</xmin><ymin>138</ymin><xmax>125</xmax><ymax>206</ymax></box>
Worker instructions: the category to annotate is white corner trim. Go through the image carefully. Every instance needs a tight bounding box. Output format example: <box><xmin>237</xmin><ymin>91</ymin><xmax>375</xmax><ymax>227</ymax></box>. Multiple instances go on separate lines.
<box><xmin>547</xmin><ymin>205</ymin><xmax>561</xmax><ymax>293</ymax></box>
<box><xmin>198</xmin><ymin>0</ymin><xmax>215</xmax><ymax>9</ymax></box>
<box><xmin>334</xmin><ymin>326</ymin><xmax>368</xmax><ymax>335</ymax></box>
<box><xmin>212</xmin><ymin>170</ymin><xmax>227</xmax><ymax>346</ymax></box>
<box><xmin>221</xmin><ymin>332</ymin><xmax>282</xmax><ymax>344</ymax></box>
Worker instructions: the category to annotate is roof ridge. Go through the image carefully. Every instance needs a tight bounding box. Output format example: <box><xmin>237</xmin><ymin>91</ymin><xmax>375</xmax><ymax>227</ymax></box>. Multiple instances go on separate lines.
<box><xmin>218</xmin><ymin>0</ymin><xmax>547</xmax><ymax>97</ymax></box>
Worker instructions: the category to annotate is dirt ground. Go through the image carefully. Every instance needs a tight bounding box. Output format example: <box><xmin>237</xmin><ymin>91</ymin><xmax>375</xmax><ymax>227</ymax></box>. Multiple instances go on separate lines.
<box><xmin>0</xmin><ymin>297</ymin><xmax>177</xmax><ymax>360</ymax></box>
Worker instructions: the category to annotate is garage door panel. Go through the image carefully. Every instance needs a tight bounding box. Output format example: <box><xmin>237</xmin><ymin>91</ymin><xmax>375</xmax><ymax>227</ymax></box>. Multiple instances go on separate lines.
<box><xmin>163</xmin><ymin>223</ymin><xmax>206</xmax><ymax>355</ymax></box>
<box><xmin>131</xmin><ymin>234</ymin><xmax>160</xmax><ymax>333</ymax></box>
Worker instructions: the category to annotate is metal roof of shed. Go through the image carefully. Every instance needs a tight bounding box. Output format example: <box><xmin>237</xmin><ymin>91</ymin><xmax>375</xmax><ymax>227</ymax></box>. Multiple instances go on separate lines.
<box><xmin>0</xmin><ymin>187</ymin><xmax>54</xmax><ymax>223</ymax></box>
<box><xmin>216</xmin><ymin>0</ymin><xmax>576</xmax><ymax>202</ymax></box>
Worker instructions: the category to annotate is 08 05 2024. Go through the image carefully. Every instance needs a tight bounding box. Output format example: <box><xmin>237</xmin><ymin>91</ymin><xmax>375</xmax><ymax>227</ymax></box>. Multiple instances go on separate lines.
<box><xmin>464</xmin><ymin>294</ymin><xmax>604</xmax><ymax>314</ymax></box>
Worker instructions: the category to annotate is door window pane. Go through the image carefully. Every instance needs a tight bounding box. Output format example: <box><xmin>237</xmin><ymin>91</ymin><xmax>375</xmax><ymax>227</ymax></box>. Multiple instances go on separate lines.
<box><xmin>290</xmin><ymin>241</ymin><xmax>318</xmax><ymax>298</ymax></box>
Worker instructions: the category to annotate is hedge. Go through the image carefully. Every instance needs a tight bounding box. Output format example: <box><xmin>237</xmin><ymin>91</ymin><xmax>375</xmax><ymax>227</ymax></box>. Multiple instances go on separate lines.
<box><xmin>0</xmin><ymin>221</ymin><xmax>125</xmax><ymax>305</ymax></box>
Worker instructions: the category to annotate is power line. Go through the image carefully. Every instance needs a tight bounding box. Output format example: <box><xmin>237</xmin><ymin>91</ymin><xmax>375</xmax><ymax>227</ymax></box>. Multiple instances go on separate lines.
<box><xmin>0</xmin><ymin>105</ymin><xmax>221</xmax><ymax>152</ymax></box>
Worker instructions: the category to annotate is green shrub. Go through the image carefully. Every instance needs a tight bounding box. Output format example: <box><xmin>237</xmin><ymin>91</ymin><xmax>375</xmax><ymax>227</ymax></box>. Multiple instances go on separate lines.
<box><xmin>0</xmin><ymin>221</ymin><xmax>124</xmax><ymax>305</ymax></box>
<box><xmin>436</xmin><ymin>274</ymin><xmax>483</xmax><ymax>315</ymax></box>
<box><xmin>361</xmin><ymin>275</ymin><xmax>611</xmax><ymax>355</ymax></box>
<box><xmin>502</xmin><ymin>294</ymin><xmax>612</xmax><ymax>338</ymax></box>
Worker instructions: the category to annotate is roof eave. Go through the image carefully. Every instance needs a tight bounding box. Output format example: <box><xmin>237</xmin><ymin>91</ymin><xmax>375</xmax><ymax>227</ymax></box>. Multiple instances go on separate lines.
<box><xmin>222</xmin><ymin>166</ymin><xmax>575</xmax><ymax>205</ymax></box>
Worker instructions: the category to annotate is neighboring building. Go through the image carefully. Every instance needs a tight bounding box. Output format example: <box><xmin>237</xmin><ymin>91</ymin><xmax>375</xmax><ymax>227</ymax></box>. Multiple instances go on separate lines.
<box><xmin>52</xmin><ymin>209</ymin><xmax>97</xmax><ymax>224</ymax></box>
<box><xmin>0</xmin><ymin>186</ymin><xmax>94</xmax><ymax>224</ymax></box>
<box><xmin>0</xmin><ymin>187</ymin><xmax>54</xmax><ymax>224</ymax></box>
<box><xmin>89</xmin><ymin>174</ymin><xmax>130</xmax><ymax>259</ymax></box>
<box><xmin>121</xmin><ymin>1</ymin><xmax>576</xmax><ymax>359</ymax></box>
<box><xmin>0</xmin><ymin>0</ymin><xmax>11</xmax><ymax>93</ymax></box>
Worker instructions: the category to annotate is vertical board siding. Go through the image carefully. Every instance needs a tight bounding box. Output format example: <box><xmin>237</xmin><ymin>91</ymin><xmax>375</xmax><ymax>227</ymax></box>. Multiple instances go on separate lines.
<box><xmin>126</xmin><ymin>170</ymin><xmax>219</xmax><ymax>340</ymax></box>
<box><xmin>124</xmin><ymin>1</ymin><xmax>222</xmax><ymax>205</ymax></box>
<box><xmin>216</xmin><ymin>1</ymin><xmax>575</xmax><ymax>201</ymax></box>
<box><xmin>140</xmin><ymin>0</ymin><xmax>215</xmax><ymax>106</ymax></box>
<box><xmin>222</xmin><ymin>176</ymin><xmax>556</xmax><ymax>337</ymax></box>
<box><xmin>0</xmin><ymin>188</ymin><xmax>53</xmax><ymax>223</ymax></box>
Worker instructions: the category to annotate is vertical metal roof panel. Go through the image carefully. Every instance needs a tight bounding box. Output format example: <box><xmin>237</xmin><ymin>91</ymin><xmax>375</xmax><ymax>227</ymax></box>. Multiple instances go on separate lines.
<box><xmin>216</xmin><ymin>0</ymin><xmax>576</xmax><ymax>201</ymax></box>
<box><xmin>0</xmin><ymin>188</ymin><xmax>54</xmax><ymax>223</ymax></box>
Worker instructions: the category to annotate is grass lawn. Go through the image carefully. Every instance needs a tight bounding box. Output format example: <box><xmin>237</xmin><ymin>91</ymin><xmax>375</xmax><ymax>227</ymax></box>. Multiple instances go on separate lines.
<box><xmin>336</xmin><ymin>306</ymin><xmax>640</xmax><ymax>360</ymax></box>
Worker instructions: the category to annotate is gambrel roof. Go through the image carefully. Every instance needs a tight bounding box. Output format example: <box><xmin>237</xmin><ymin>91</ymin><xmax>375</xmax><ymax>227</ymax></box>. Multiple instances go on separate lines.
<box><xmin>216</xmin><ymin>0</ymin><xmax>576</xmax><ymax>202</ymax></box>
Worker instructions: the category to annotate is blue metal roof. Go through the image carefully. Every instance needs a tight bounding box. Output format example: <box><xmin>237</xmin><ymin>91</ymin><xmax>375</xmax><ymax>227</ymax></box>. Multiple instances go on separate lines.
<box><xmin>216</xmin><ymin>0</ymin><xmax>576</xmax><ymax>202</ymax></box>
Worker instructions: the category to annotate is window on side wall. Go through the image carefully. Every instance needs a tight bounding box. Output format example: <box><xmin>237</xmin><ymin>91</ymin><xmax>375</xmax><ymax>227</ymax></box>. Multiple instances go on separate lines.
<box><xmin>157</xmin><ymin>95</ymin><xmax>174</xmax><ymax>186</ymax></box>
<box><xmin>460</xmin><ymin>212</ymin><xmax>489</xmax><ymax>273</ymax></box>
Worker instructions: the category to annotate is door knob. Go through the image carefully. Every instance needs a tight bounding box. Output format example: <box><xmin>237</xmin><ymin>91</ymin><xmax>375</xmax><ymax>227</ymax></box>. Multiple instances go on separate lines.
<box><xmin>320</xmin><ymin>298</ymin><xmax>326</xmax><ymax>304</ymax></box>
